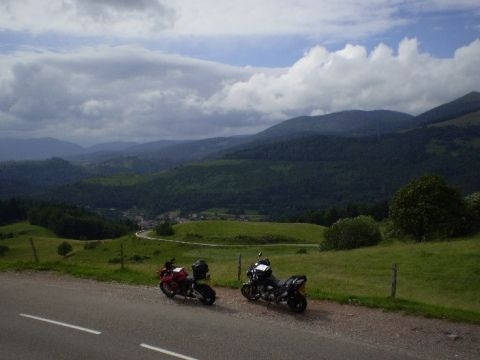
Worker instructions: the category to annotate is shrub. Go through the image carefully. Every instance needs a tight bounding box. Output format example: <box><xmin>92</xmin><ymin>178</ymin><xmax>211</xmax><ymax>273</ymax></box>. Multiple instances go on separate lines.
<box><xmin>57</xmin><ymin>241</ymin><xmax>73</xmax><ymax>257</ymax></box>
<box><xmin>390</xmin><ymin>175</ymin><xmax>469</xmax><ymax>241</ymax></box>
<box><xmin>296</xmin><ymin>248</ymin><xmax>307</xmax><ymax>254</ymax></box>
<box><xmin>465</xmin><ymin>192</ymin><xmax>480</xmax><ymax>230</ymax></box>
<box><xmin>0</xmin><ymin>245</ymin><xmax>10</xmax><ymax>256</ymax></box>
<box><xmin>322</xmin><ymin>215</ymin><xmax>382</xmax><ymax>250</ymax></box>
<box><xmin>155</xmin><ymin>221</ymin><xmax>174</xmax><ymax>236</ymax></box>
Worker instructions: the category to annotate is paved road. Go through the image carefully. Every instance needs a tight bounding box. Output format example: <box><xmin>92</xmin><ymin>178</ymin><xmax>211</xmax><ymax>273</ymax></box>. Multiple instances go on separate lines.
<box><xmin>0</xmin><ymin>272</ymin><xmax>424</xmax><ymax>360</ymax></box>
<box><xmin>136</xmin><ymin>230</ymin><xmax>319</xmax><ymax>247</ymax></box>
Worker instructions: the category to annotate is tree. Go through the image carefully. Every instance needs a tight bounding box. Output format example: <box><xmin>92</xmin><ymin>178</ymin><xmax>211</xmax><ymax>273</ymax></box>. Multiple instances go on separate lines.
<box><xmin>322</xmin><ymin>215</ymin><xmax>382</xmax><ymax>250</ymax></box>
<box><xmin>389</xmin><ymin>175</ymin><xmax>468</xmax><ymax>241</ymax></box>
<box><xmin>57</xmin><ymin>241</ymin><xmax>73</xmax><ymax>257</ymax></box>
<box><xmin>155</xmin><ymin>221</ymin><xmax>174</xmax><ymax>236</ymax></box>
<box><xmin>465</xmin><ymin>192</ymin><xmax>480</xmax><ymax>230</ymax></box>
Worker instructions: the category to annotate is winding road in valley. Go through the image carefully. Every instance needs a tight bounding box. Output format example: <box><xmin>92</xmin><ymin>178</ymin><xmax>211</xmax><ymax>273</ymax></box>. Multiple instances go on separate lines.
<box><xmin>135</xmin><ymin>230</ymin><xmax>319</xmax><ymax>247</ymax></box>
<box><xmin>1</xmin><ymin>272</ymin><xmax>479</xmax><ymax>360</ymax></box>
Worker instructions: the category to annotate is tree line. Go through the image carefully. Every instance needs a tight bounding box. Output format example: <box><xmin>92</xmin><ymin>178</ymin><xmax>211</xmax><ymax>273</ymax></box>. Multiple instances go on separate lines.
<box><xmin>0</xmin><ymin>199</ymin><xmax>137</xmax><ymax>240</ymax></box>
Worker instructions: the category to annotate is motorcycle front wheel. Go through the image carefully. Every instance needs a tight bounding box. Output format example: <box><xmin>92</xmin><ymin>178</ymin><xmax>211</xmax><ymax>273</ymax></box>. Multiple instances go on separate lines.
<box><xmin>159</xmin><ymin>282</ymin><xmax>176</xmax><ymax>298</ymax></box>
<box><xmin>241</xmin><ymin>283</ymin><xmax>260</xmax><ymax>301</ymax></box>
<box><xmin>196</xmin><ymin>284</ymin><xmax>216</xmax><ymax>305</ymax></box>
<box><xmin>287</xmin><ymin>293</ymin><xmax>307</xmax><ymax>313</ymax></box>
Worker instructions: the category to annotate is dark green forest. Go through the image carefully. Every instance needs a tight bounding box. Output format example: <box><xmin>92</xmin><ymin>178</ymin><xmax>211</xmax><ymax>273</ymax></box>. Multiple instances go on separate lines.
<box><xmin>37</xmin><ymin>125</ymin><xmax>480</xmax><ymax>218</ymax></box>
<box><xmin>0</xmin><ymin>199</ymin><xmax>136</xmax><ymax>239</ymax></box>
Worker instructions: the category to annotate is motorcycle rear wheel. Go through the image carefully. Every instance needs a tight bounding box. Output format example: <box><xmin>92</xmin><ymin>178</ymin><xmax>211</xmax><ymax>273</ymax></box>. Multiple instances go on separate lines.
<box><xmin>196</xmin><ymin>284</ymin><xmax>216</xmax><ymax>305</ymax></box>
<box><xmin>241</xmin><ymin>284</ymin><xmax>260</xmax><ymax>301</ymax></box>
<box><xmin>287</xmin><ymin>293</ymin><xmax>307</xmax><ymax>313</ymax></box>
<box><xmin>159</xmin><ymin>282</ymin><xmax>176</xmax><ymax>298</ymax></box>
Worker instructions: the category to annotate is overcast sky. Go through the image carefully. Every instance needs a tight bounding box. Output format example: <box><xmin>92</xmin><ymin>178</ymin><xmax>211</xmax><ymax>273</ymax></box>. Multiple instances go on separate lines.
<box><xmin>0</xmin><ymin>0</ymin><xmax>479</xmax><ymax>145</ymax></box>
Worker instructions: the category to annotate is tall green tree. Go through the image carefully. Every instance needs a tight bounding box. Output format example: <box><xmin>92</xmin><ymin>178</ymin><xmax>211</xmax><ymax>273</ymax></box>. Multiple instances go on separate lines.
<box><xmin>389</xmin><ymin>175</ymin><xmax>469</xmax><ymax>241</ymax></box>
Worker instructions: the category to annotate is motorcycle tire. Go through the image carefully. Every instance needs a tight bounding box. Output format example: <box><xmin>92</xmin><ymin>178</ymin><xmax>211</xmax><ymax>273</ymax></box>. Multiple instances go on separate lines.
<box><xmin>159</xmin><ymin>282</ymin><xmax>176</xmax><ymax>298</ymax></box>
<box><xmin>196</xmin><ymin>284</ymin><xmax>216</xmax><ymax>305</ymax></box>
<box><xmin>287</xmin><ymin>293</ymin><xmax>307</xmax><ymax>313</ymax></box>
<box><xmin>241</xmin><ymin>283</ymin><xmax>260</xmax><ymax>301</ymax></box>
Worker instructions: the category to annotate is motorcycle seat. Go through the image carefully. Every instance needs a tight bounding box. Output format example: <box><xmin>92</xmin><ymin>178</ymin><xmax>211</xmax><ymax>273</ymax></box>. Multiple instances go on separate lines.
<box><xmin>269</xmin><ymin>275</ymin><xmax>286</xmax><ymax>288</ymax></box>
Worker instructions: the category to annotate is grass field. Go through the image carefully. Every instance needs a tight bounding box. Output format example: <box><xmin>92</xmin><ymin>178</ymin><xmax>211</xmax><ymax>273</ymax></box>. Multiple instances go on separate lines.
<box><xmin>1</xmin><ymin>221</ymin><xmax>480</xmax><ymax>324</ymax></box>
<box><xmin>155</xmin><ymin>220</ymin><xmax>326</xmax><ymax>245</ymax></box>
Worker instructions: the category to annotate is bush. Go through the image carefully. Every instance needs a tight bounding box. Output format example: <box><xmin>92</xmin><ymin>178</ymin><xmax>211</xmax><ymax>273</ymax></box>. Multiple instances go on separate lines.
<box><xmin>296</xmin><ymin>248</ymin><xmax>307</xmax><ymax>254</ymax></box>
<box><xmin>322</xmin><ymin>215</ymin><xmax>382</xmax><ymax>250</ymax></box>
<box><xmin>389</xmin><ymin>175</ymin><xmax>469</xmax><ymax>241</ymax></box>
<box><xmin>465</xmin><ymin>192</ymin><xmax>480</xmax><ymax>230</ymax></box>
<box><xmin>155</xmin><ymin>221</ymin><xmax>174</xmax><ymax>236</ymax></box>
<box><xmin>57</xmin><ymin>241</ymin><xmax>73</xmax><ymax>257</ymax></box>
<box><xmin>0</xmin><ymin>245</ymin><xmax>10</xmax><ymax>256</ymax></box>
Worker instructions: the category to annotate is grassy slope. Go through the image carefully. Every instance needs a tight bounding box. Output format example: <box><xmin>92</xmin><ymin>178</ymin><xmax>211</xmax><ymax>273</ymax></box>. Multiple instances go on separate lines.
<box><xmin>1</xmin><ymin>222</ymin><xmax>479</xmax><ymax>323</ymax></box>
<box><xmin>157</xmin><ymin>220</ymin><xmax>325</xmax><ymax>244</ymax></box>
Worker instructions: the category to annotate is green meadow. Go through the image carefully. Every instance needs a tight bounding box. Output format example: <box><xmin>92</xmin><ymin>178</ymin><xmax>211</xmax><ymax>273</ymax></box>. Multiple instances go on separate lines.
<box><xmin>155</xmin><ymin>220</ymin><xmax>325</xmax><ymax>245</ymax></box>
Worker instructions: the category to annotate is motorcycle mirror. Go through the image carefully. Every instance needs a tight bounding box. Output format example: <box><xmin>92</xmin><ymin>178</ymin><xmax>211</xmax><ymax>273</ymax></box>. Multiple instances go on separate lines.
<box><xmin>258</xmin><ymin>251</ymin><xmax>262</xmax><ymax>258</ymax></box>
<box><xmin>170</xmin><ymin>257</ymin><xmax>175</xmax><ymax>263</ymax></box>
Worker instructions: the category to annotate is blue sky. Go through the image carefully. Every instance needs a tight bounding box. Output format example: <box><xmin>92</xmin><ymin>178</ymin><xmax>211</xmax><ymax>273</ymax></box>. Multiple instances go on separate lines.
<box><xmin>0</xmin><ymin>0</ymin><xmax>479</xmax><ymax>144</ymax></box>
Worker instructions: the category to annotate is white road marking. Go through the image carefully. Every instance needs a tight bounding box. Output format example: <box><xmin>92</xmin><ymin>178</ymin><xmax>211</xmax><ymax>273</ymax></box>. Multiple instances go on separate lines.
<box><xmin>19</xmin><ymin>313</ymin><xmax>102</xmax><ymax>335</ymax></box>
<box><xmin>140</xmin><ymin>343</ymin><xmax>199</xmax><ymax>360</ymax></box>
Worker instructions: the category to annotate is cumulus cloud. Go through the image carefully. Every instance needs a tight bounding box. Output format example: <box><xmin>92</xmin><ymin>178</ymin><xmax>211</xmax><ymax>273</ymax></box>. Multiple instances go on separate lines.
<box><xmin>208</xmin><ymin>38</ymin><xmax>480</xmax><ymax>117</ymax></box>
<box><xmin>0</xmin><ymin>39</ymin><xmax>479</xmax><ymax>144</ymax></box>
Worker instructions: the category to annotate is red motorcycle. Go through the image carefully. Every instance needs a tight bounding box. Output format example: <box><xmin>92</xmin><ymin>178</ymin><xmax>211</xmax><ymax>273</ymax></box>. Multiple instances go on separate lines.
<box><xmin>157</xmin><ymin>258</ymin><xmax>216</xmax><ymax>305</ymax></box>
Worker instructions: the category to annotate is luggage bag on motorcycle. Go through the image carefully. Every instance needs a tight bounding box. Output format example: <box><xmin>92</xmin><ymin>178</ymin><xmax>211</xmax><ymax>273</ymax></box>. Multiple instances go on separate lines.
<box><xmin>192</xmin><ymin>259</ymin><xmax>209</xmax><ymax>280</ymax></box>
<box><xmin>284</xmin><ymin>275</ymin><xmax>307</xmax><ymax>291</ymax></box>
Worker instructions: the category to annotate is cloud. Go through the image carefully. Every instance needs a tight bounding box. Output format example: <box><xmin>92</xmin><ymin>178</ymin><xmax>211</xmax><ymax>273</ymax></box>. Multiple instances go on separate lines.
<box><xmin>0</xmin><ymin>1</ymin><xmax>478</xmax><ymax>40</ymax></box>
<box><xmin>0</xmin><ymin>39</ymin><xmax>479</xmax><ymax>144</ymax></box>
<box><xmin>0</xmin><ymin>0</ymin><xmax>176</xmax><ymax>37</ymax></box>
<box><xmin>0</xmin><ymin>45</ymin><xmax>261</xmax><ymax>143</ymax></box>
<box><xmin>208</xmin><ymin>38</ymin><xmax>480</xmax><ymax>117</ymax></box>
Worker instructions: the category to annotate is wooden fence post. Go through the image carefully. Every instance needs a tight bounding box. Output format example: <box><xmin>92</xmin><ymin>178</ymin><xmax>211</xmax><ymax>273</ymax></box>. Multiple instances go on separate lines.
<box><xmin>390</xmin><ymin>263</ymin><xmax>398</xmax><ymax>298</ymax></box>
<box><xmin>29</xmin><ymin>237</ymin><xmax>39</xmax><ymax>263</ymax></box>
<box><xmin>120</xmin><ymin>242</ymin><xmax>125</xmax><ymax>270</ymax></box>
<box><xmin>237</xmin><ymin>254</ymin><xmax>242</xmax><ymax>281</ymax></box>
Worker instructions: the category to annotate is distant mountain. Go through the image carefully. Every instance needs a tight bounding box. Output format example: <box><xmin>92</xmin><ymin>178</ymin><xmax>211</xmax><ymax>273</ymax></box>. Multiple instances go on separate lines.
<box><xmin>256</xmin><ymin>110</ymin><xmax>415</xmax><ymax>138</ymax></box>
<box><xmin>138</xmin><ymin>136</ymin><xmax>254</xmax><ymax>162</ymax></box>
<box><xmin>429</xmin><ymin>110</ymin><xmax>480</xmax><ymax>128</ymax></box>
<box><xmin>0</xmin><ymin>158</ymin><xmax>88</xmax><ymax>198</ymax></box>
<box><xmin>415</xmin><ymin>91</ymin><xmax>480</xmax><ymax>125</ymax></box>
<box><xmin>85</xmin><ymin>141</ymin><xmax>139</xmax><ymax>153</ymax></box>
<box><xmin>126</xmin><ymin>140</ymin><xmax>188</xmax><ymax>154</ymax></box>
<box><xmin>0</xmin><ymin>137</ymin><xmax>84</xmax><ymax>161</ymax></box>
<box><xmin>43</xmin><ymin>124</ymin><xmax>480</xmax><ymax>217</ymax></box>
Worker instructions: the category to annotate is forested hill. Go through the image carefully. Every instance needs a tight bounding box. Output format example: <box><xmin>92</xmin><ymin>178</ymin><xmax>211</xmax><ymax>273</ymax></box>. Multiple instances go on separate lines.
<box><xmin>0</xmin><ymin>158</ymin><xmax>88</xmax><ymax>198</ymax></box>
<box><xmin>415</xmin><ymin>91</ymin><xmax>480</xmax><ymax>125</ymax></box>
<box><xmin>42</xmin><ymin>124</ymin><xmax>480</xmax><ymax>217</ymax></box>
<box><xmin>226</xmin><ymin>125</ymin><xmax>480</xmax><ymax>165</ymax></box>
<box><xmin>255</xmin><ymin>110</ymin><xmax>415</xmax><ymax>138</ymax></box>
